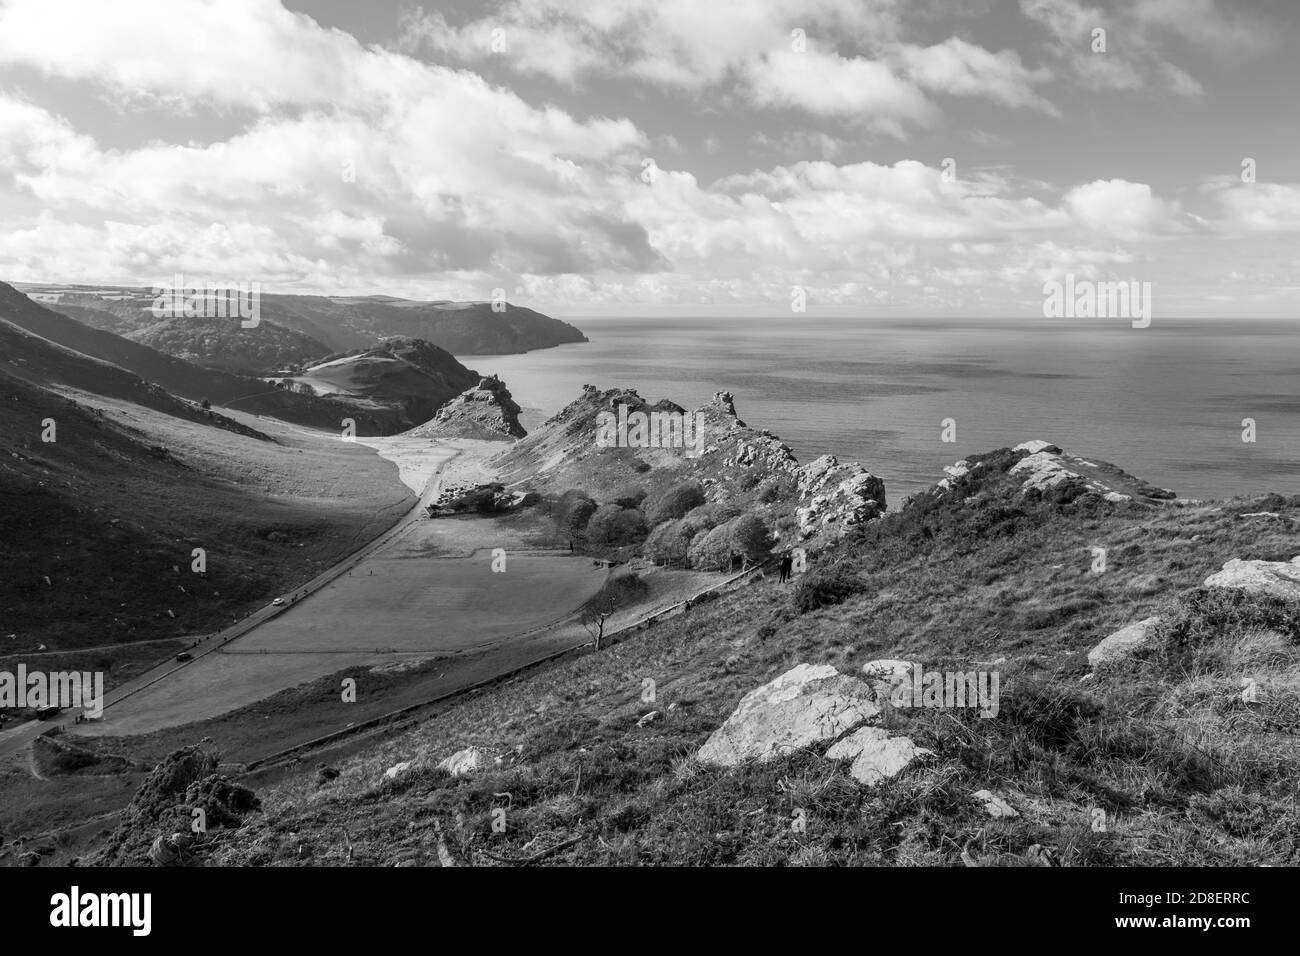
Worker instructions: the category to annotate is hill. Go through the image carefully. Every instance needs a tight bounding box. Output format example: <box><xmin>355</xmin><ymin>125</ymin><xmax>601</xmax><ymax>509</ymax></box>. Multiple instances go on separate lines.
<box><xmin>0</xmin><ymin>282</ymin><xmax>397</xmax><ymax>434</ymax></box>
<box><xmin>19</xmin><ymin>284</ymin><xmax>589</xmax><ymax>367</ymax></box>
<box><xmin>405</xmin><ymin>375</ymin><xmax>526</xmax><ymax>441</ymax></box>
<box><xmin>148</xmin><ymin>440</ymin><xmax>1293</xmax><ymax>869</ymax></box>
<box><xmin>286</xmin><ymin>339</ymin><xmax>481</xmax><ymax>430</ymax></box>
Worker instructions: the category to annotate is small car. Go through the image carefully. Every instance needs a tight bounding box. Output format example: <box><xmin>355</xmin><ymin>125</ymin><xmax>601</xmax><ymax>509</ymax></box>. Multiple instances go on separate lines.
<box><xmin>175</xmin><ymin>651</ymin><xmax>192</xmax><ymax>662</ymax></box>
<box><xmin>272</xmin><ymin>597</ymin><xmax>284</xmax><ymax>607</ymax></box>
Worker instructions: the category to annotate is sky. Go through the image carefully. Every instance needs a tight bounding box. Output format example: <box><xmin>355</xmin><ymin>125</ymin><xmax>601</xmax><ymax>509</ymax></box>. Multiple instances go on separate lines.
<box><xmin>0</xmin><ymin>0</ymin><xmax>1297</xmax><ymax>317</ymax></box>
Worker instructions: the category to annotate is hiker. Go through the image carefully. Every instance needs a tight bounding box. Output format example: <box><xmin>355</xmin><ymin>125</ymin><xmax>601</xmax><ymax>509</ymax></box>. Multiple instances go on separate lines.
<box><xmin>779</xmin><ymin>551</ymin><xmax>793</xmax><ymax>583</ymax></box>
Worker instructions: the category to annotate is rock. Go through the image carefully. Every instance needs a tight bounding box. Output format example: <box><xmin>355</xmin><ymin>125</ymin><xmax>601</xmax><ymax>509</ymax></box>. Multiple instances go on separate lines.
<box><xmin>972</xmin><ymin>789</ymin><xmax>1019</xmax><ymax>818</ymax></box>
<box><xmin>407</xmin><ymin>375</ymin><xmax>526</xmax><ymax>441</ymax></box>
<box><xmin>384</xmin><ymin>761</ymin><xmax>412</xmax><ymax>780</ymax></box>
<box><xmin>861</xmin><ymin>659</ymin><xmax>913</xmax><ymax>701</ymax></box>
<box><xmin>1204</xmin><ymin>557</ymin><xmax>1300</xmax><ymax>602</ymax></box>
<box><xmin>1088</xmin><ymin>617</ymin><xmax>1162</xmax><ymax>668</ymax></box>
<box><xmin>795</xmin><ymin>456</ymin><xmax>886</xmax><ymax>539</ymax></box>
<box><xmin>1013</xmin><ymin>440</ymin><xmax>1062</xmax><ymax>455</ymax></box>
<box><xmin>824</xmin><ymin>727</ymin><xmax>931</xmax><ymax>786</ymax></box>
<box><xmin>695</xmin><ymin>663</ymin><xmax>879</xmax><ymax>767</ymax></box>
<box><xmin>636</xmin><ymin>711</ymin><xmax>662</xmax><ymax>727</ymax></box>
<box><xmin>438</xmin><ymin>746</ymin><xmax>491</xmax><ymax>777</ymax></box>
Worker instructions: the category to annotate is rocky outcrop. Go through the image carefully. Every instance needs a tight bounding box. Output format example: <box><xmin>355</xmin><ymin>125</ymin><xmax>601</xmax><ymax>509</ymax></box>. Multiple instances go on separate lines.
<box><xmin>695</xmin><ymin>663</ymin><xmax>879</xmax><ymax>767</ymax></box>
<box><xmin>930</xmin><ymin>440</ymin><xmax>1174</xmax><ymax>505</ymax></box>
<box><xmin>1008</xmin><ymin>440</ymin><xmax>1175</xmax><ymax>503</ymax></box>
<box><xmin>86</xmin><ymin>745</ymin><xmax>259</xmax><ymax>866</ymax></box>
<box><xmin>795</xmin><ymin>455</ymin><xmax>887</xmax><ymax>539</ymax></box>
<box><xmin>1088</xmin><ymin>617</ymin><xmax>1162</xmax><ymax>668</ymax></box>
<box><xmin>407</xmin><ymin>375</ymin><xmax>526</xmax><ymax>441</ymax></box>
<box><xmin>1204</xmin><ymin>557</ymin><xmax>1300</xmax><ymax>602</ymax></box>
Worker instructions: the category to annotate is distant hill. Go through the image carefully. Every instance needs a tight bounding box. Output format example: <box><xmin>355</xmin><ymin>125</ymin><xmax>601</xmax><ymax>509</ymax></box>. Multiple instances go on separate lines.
<box><xmin>18</xmin><ymin>283</ymin><xmax>589</xmax><ymax>371</ymax></box>
<box><xmin>0</xmin><ymin>282</ymin><xmax>414</xmax><ymax>435</ymax></box>
<box><xmin>288</xmin><ymin>338</ymin><xmax>481</xmax><ymax>429</ymax></box>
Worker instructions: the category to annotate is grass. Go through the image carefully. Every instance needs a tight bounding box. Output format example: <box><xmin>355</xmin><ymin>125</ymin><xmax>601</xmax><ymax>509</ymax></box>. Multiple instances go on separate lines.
<box><xmin>186</xmin><ymin>451</ymin><xmax>1300</xmax><ymax>867</ymax></box>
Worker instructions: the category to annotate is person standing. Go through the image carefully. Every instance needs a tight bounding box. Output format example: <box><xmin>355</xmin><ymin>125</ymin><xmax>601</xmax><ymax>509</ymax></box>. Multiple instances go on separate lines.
<box><xmin>779</xmin><ymin>551</ymin><xmax>793</xmax><ymax>583</ymax></box>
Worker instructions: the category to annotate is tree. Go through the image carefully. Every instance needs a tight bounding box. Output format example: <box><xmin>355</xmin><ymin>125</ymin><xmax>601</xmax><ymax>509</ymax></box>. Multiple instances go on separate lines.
<box><xmin>558</xmin><ymin>491</ymin><xmax>597</xmax><ymax>537</ymax></box>
<box><xmin>586</xmin><ymin>504</ymin><xmax>647</xmax><ymax>547</ymax></box>
<box><xmin>645</xmin><ymin>480</ymin><xmax>706</xmax><ymax>526</ymax></box>
<box><xmin>200</xmin><ymin>398</ymin><xmax>211</xmax><ymax>411</ymax></box>
<box><xmin>580</xmin><ymin>573</ymin><xmax>650</xmax><ymax>650</ymax></box>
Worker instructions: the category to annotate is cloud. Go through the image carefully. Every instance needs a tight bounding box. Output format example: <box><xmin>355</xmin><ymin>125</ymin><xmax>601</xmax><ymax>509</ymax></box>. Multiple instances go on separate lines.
<box><xmin>401</xmin><ymin>0</ymin><xmax>1055</xmax><ymax>133</ymax></box>
<box><xmin>1063</xmin><ymin>179</ymin><xmax>1179</xmax><ymax>239</ymax></box>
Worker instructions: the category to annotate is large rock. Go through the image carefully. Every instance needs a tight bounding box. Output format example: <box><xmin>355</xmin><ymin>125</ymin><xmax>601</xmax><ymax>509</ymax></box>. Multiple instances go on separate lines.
<box><xmin>1204</xmin><ymin>557</ymin><xmax>1300</xmax><ymax>602</ymax></box>
<box><xmin>695</xmin><ymin>663</ymin><xmax>879</xmax><ymax>767</ymax></box>
<box><xmin>795</xmin><ymin>456</ymin><xmax>886</xmax><ymax>539</ymax></box>
<box><xmin>407</xmin><ymin>375</ymin><xmax>526</xmax><ymax>441</ymax></box>
<box><xmin>824</xmin><ymin>727</ymin><xmax>931</xmax><ymax>786</ymax></box>
<box><xmin>1088</xmin><ymin>617</ymin><xmax>1162</xmax><ymax>668</ymax></box>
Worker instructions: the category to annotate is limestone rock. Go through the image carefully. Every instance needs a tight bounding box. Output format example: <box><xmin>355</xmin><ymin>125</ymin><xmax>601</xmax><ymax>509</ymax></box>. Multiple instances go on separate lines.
<box><xmin>695</xmin><ymin>663</ymin><xmax>879</xmax><ymax>767</ymax></box>
<box><xmin>1088</xmin><ymin>617</ymin><xmax>1162</xmax><ymax>668</ymax></box>
<box><xmin>1204</xmin><ymin>557</ymin><xmax>1300</xmax><ymax>602</ymax></box>
<box><xmin>824</xmin><ymin>726</ymin><xmax>931</xmax><ymax>786</ymax></box>
<box><xmin>384</xmin><ymin>761</ymin><xmax>412</xmax><ymax>780</ymax></box>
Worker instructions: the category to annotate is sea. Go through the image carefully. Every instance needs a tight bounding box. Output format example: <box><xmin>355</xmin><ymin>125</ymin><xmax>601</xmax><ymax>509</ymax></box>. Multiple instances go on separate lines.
<box><xmin>464</xmin><ymin>316</ymin><xmax>1300</xmax><ymax>505</ymax></box>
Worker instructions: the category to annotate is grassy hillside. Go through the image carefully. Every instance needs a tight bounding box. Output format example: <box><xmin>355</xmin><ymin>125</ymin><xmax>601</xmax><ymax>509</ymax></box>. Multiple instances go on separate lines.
<box><xmin>290</xmin><ymin>338</ymin><xmax>480</xmax><ymax>428</ymax></box>
<box><xmin>0</xmin><ymin>367</ymin><xmax>413</xmax><ymax>669</ymax></box>
<box><xmin>0</xmin><ymin>282</ymin><xmax>396</xmax><ymax>434</ymax></box>
<box><xmin>153</xmin><ymin>446</ymin><xmax>1296</xmax><ymax>868</ymax></box>
<box><xmin>20</xmin><ymin>284</ymin><xmax>589</xmax><ymax>358</ymax></box>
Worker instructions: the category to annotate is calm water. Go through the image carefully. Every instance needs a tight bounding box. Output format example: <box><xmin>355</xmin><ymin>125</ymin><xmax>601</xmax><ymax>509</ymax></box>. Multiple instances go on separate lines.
<box><xmin>464</xmin><ymin>317</ymin><xmax>1300</xmax><ymax>504</ymax></box>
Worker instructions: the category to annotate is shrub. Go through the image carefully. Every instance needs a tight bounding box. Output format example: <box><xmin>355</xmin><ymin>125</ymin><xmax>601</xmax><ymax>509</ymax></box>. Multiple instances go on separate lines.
<box><xmin>557</xmin><ymin>490</ymin><xmax>597</xmax><ymax>536</ymax></box>
<box><xmin>730</xmin><ymin>513</ymin><xmax>774</xmax><ymax>563</ymax></box>
<box><xmin>645</xmin><ymin>480</ymin><xmax>706</xmax><ymax>526</ymax></box>
<box><xmin>644</xmin><ymin>518</ymin><xmax>699</xmax><ymax>566</ymax></box>
<box><xmin>792</xmin><ymin>564</ymin><xmax>864</xmax><ymax>613</ymax></box>
<box><xmin>608</xmin><ymin>486</ymin><xmax>648</xmax><ymax>509</ymax></box>
<box><xmin>586</xmin><ymin>504</ymin><xmax>648</xmax><ymax>547</ymax></box>
<box><xmin>687</xmin><ymin>524</ymin><xmax>736</xmax><ymax>571</ymax></box>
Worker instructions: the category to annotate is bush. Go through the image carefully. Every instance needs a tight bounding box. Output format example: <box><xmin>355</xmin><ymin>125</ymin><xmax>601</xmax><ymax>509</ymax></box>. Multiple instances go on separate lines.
<box><xmin>586</xmin><ymin>504</ymin><xmax>648</xmax><ymax>547</ymax></box>
<box><xmin>687</xmin><ymin>524</ymin><xmax>735</xmax><ymax>571</ymax></box>
<box><xmin>644</xmin><ymin>519</ymin><xmax>691</xmax><ymax>566</ymax></box>
<box><xmin>645</xmin><ymin>480</ymin><xmax>706</xmax><ymax>526</ymax></box>
<box><xmin>607</xmin><ymin>486</ymin><xmax>648</xmax><ymax>509</ymax></box>
<box><xmin>557</xmin><ymin>490</ymin><xmax>597</xmax><ymax>536</ymax></box>
<box><xmin>792</xmin><ymin>564</ymin><xmax>864</xmax><ymax>613</ymax></box>
<box><xmin>730</xmin><ymin>513</ymin><xmax>774</xmax><ymax>563</ymax></box>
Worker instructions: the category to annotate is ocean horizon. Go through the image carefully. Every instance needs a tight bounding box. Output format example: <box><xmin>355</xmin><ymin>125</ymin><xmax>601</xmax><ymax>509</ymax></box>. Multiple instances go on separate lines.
<box><xmin>469</xmin><ymin>315</ymin><xmax>1300</xmax><ymax>505</ymax></box>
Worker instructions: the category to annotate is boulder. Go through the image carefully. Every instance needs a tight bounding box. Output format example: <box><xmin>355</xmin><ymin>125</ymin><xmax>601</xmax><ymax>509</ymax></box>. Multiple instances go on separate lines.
<box><xmin>695</xmin><ymin>663</ymin><xmax>879</xmax><ymax>767</ymax></box>
<box><xmin>1088</xmin><ymin>617</ymin><xmax>1162</xmax><ymax>668</ymax></box>
<box><xmin>824</xmin><ymin>727</ymin><xmax>931</xmax><ymax>786</ymax></box>
<box><xmin>1204</xmin><ymin>557</ymin><xmax>1300</xmax><ymax>602</ymax></box>
<box><xmin>439</xmin><ymin>746</ymin><xmax>491</xmax><ymax>777</ymax></box>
